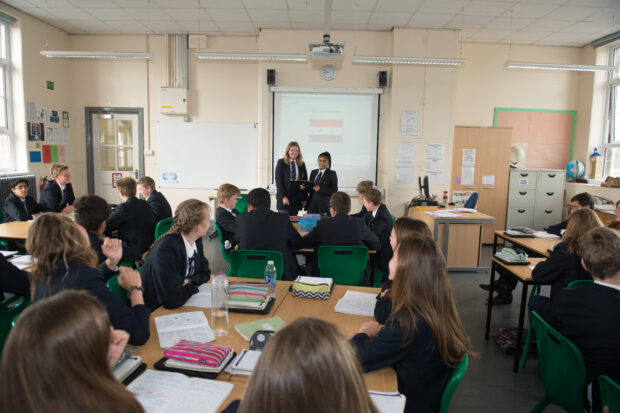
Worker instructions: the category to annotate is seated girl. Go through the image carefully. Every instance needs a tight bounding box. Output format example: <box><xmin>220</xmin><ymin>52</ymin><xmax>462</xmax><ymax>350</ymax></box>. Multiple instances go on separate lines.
<box><xmin>27</xmin><ymin>213</ymin><xmax>150</xmax><ymax>345</ymax></box>
<box><xmin>351</xmin><ymin>236</ymin><xmax>472</xmax><ymax>413</ymax></box>
<box><xmin>0</xmin><ymin>290</ymin><xmax>144</xmax><ymax>413</ymax></box>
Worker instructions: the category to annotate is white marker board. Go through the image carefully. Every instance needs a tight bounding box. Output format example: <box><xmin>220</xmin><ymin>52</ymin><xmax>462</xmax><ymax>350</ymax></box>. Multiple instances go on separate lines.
<box><xmin>158</xmin><ymin>121</ymin><xmax>258</xmax><ymax>189</ymax></box>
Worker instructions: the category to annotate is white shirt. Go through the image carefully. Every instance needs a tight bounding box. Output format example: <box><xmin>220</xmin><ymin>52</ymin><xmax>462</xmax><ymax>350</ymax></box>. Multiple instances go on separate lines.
<box><xmin>595</xmin><ymin>280</ymin><xmax>620</xmax><ymax>292</ymax></box>
<box><xmin>59</xmin><ymin>183</ymin><xmax>66</xmax><ymax>192</ymax></box>
<box><xmin>222</xmin><ymin>206</ymin><xmax>236</xmax><ymax>216</ymax></box>
<box><xmin>182</xmin><ymin>234</ymin><xmax>198</xmax><ymax>277</ymax></box>
<box><xmin>372</xmin><ymin>209</ymin><xmax>378</xmax><ymax>218</ymax></box>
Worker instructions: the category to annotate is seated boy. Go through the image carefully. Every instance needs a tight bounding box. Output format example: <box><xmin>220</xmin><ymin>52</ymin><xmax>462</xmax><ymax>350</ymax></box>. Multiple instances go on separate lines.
<box><xmin>538</xmin><ymin>227</ymin><xmax>620</xmax><ymax>411</ymax></box>
<box><xmin>234</xmin><ymin>188</ymin><xmax>302</xmax><ymax>281</ymax></box>
<box><xmin>106</xmin><ymin>177</ymin><xmax>156</xmax><ymax>262</ymax></box>
<box><xmin>351</xmin><ymin>180</ymin><xmax>373</xmax><ymax>218</ymax></box>
<box><xmin>74</xmin><ymin>194</ymin><xmax>123</xmax><ymax>280</ymax></box>
<box><xmin>39</xmin><ymin>164</ymin><xmax>75</xmax><ymax>213</ymax></box>
<box><xmin>3</xmin><ymin>178</ymin><xmax>47</xmax><ymax>222</ymax></box>
<box><xmin>363</xmin><ymin>188</ymin><xmax>394</xmax><ymax>277</ymax></box>
<box><xmin>303</xmin><ymin>191</ymin><xmax>380</xmax><ymax>276</ymax></box>
<box><xmin>215</xmin><ymin>183</ymin><xmax>241</xmax><ymax>253</ymax></box>
<box><xmin>137</xmin><ymin>176</ymin><xmax>172</xmax><ymax>224</ymax></box>
<box><xmin>546</xmin><ymin>192</ymin><xmax>594</xmax><ymax>236</ymax></box>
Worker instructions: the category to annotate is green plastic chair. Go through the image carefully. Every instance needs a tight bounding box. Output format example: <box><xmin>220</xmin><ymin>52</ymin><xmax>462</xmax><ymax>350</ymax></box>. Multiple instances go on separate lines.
<box><xmin>214</xmin><ymin>222</ymin><xmax>231</xmax><ymax>264</ymax></box>
<box><xmin>566</xmin><ymin>279</ymin><xmax>594</xmax><ymax>289</ymax></box>
<box><xmin>392</xmin><ymin>215</ymin><xmax>396</xmax><ymax>222</ymax></box>
<box><xmin>0</xmin><ymin>296</ymin><xmax>32</xmax><ymax>353</ymax></box>
<box><xmin>599</xmin><ymin>375</ymin><xmax>620</xmax><ymax>413</ymax></box>
<box><xmin>228</xmin><ymin>250</ymin><xmax>283</xmax><ymax>280</ymax></box>
<box><xmin>373</xmin><ymin>267</ymin><xmax>387</xmax><ymax>288</ymax></box>
<box><xmin>235</xmin><ymin>194</ymin><xmax>248</xmax><ymax>214</ymax></box>
<box><xmin>439</xmin><ymin>354</ymin><xmax>469</xmax><ymax>413</ymax></box>
<box><xmin>155</xmin><ymin>217</ymin><xmax>174</xmax><ymax>239</ymax></box>
<box><xmin>529</xmin><ymin>311</ymin><xmax>587</xmax><ymax>413</ymax></box>
<box><xmin>318</xmin><ymin>246</ymin><xmax>369</xmax><ymax>286</ymax></box>
<box><xmin>107</xmin><ymin>273</ymin><xmax>129</xmax><ymax>305</ymax></box>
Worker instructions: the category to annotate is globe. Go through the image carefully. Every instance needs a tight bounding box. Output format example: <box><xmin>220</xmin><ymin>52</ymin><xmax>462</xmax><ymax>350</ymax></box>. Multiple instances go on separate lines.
<box><xmin>566</xmin><ymin>160</ymin><xmax>585</xmax><ymax>180</ymax></box>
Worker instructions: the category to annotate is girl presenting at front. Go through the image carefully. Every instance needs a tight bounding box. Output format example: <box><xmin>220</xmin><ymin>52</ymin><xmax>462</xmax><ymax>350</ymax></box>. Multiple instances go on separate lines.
<box><xmin>275</xmin><ymin>141</ymin><xmax>308</xmax><ymax>216</ymax></box>
<box><xmin>308</xmin><ymin>151</ymin><xmax>338</xmax><ymax>215</ymax></box>
<box><xmin>351</xmin><ymin>236</ymin><xmax>473</xmax><ymax>413</ymax></box>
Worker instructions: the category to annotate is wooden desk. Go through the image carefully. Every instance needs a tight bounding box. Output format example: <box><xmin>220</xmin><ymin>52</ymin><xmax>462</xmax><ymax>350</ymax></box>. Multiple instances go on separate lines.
<box><xmin>409</xmin><ymin>207</ymin><xmax>494</xmax><ymax>271</ymax></box>
<box><xmin>133</xmin><ymin>279</ymin><xmax>397</xmax><ymax>411</ymax></box>
<box><xmin>493</xmin><ymin>230</ymin><xmax>556</xmax><ymax>258</ymax></box>
<box><xmin>484</xmin><ymin>257</ymin><xmax>546</xmax><ymax>373</ymax></box>
<box><xmin>0</xmin><ymin>221</ymin><xmax>30</xmax><ymax>240</ymax></box>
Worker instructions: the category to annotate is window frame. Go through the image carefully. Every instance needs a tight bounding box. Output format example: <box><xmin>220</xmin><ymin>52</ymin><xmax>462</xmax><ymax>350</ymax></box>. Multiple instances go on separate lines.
<box><xmin>0</xmin><ymin>18</ymin><xmax>14</xmax><ymax>172</ymax></box>
<box><xmin>602</xmin><ymin>45</ymin><xmax>620</xmax><ymax>178</ymax></box>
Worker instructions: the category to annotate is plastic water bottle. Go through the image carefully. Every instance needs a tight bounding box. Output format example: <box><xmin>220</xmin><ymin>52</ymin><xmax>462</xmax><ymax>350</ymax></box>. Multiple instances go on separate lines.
<box><xmin>211</xmin><ymin>273</ymin><xmax>229</xmax><ymax>336</ymax></box>
<box><xmin>264</xmin><ymin>260</ymin><xmax>277</xmax><ymax>300</ymax></box>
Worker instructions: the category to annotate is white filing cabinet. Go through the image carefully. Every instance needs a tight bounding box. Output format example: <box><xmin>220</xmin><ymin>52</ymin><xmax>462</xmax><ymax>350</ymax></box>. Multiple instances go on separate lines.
<box><xmin>506</xmin><ymin>168</ymin><xmax>565</xmax><ymax>231</ymax></box>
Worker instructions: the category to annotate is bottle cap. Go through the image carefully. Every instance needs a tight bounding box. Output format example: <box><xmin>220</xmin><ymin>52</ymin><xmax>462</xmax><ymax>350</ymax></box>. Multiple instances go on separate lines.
<box><xmin>267</xmin><ymin>260</ymin><xmax>274</xmax><ymax>265</ymax></box>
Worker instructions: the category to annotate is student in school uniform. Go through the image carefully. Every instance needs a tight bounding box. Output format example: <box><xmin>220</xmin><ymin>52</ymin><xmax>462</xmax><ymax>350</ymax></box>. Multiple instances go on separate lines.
<box><xmin>215</xmin><ymin>183</ymin><xmax>241</xmax><ymax>254</ymax></box>
<box><xmin>137</xmin><ymin>176</ymin><xmax>172</xmax><ymax>224</ymax></box>
<box><xmin>39</xmin><ymin>163</ymin><xmax>75</xmax><ymax>213</ymax></box>
<box><xmin>537</xmin><ymin>227</ymin><xmax>620</xmax><ymax>412</ymax></box>
<box><xmin>302</xmin><ymin>191</ymin><xmax>380</xmax><ymax>276</ymax></box>
<box><xmin>308</xmin><ymin>151</ymin><xmax>338</xmax><ymax>216</ymax></box>
<box><xmin>363</xmin><ymin>188</ymin><xmax>394</xmax><ymax>277</ymax></box>
<box><xmin>106</xmin><ymin>177</ymin><xmax>156</xmax><ymax>262</ymax></box>
<box><xmin>140</xmin><ymin>199</ymin><xmax>212</xmax><ymax>311</ymax></box>
<box><xmin>224</xmin><ymin>318</ymin><xmax>380</xmax><ymax>413</ymax></box>
<box><xmin>74</xmin><ymin>194</ymin><xmax>123</xmax><ymax>280</ymax></box>
<box><xmin>374</xmin><ymin>217</ymin><xmax>431</xmax><ymax>324</ymax></box>
<box><xmin>234</xmin><ymin>188</ymin><xmax>302</xmax><ymax>281</ymax></box>
<box><xmin>350</xmin><ymin>236</ymin><xmax>473</xmax><ymax>413</ymax></box>
<box><xmin>27</xmin><ymin>213</ymin><xmax>150</xmax><ymax>345</ymax></box>
<box><xmin>0</xmin><ymin>253</ymin><xmax>30</xmax><ymax>301</ymax></box>
<box><xmin>0</xmin><ymin>290</ymin><xmax>145</xmax><ymax>413</ymax></box>
<box><xmin>3</xmin><ymin>178</ymin><xmax>47</xmax><ymax>222</ymax></box>
<box><xmin>351</xmin><ymin>180</ymin><xmax>373</xmax><ymax>218</ymax></box>
<box><xmin>546</xmin><ymin>192</ymin><xmax>594</xmax><ymax>236</ymax></box>
<box><xmin>275</xmin><ymin>141</ymin><xmax>308</xmax><ymax>216</ymax></box>
<box><xmin>609</xmin><ymin>199</ymin><xmax>620</xmax><ymax>230</ymax></box>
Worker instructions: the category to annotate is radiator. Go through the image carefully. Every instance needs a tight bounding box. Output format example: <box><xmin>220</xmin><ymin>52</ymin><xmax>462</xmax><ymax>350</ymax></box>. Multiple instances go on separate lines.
<box><xmin>0</xmin><ymin>173</ymin><xmax>38</xmax><ymax>204</ymax></box>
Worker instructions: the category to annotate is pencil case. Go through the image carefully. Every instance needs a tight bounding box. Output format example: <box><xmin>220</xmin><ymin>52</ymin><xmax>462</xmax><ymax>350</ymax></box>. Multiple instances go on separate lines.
<box><xmin>163</xmin><ymin>340</ymin><xmax>232</xmax><ymax>367</ymax></box>
<box><xmin>228</xmin><ymin>282</ymin><xmax>269</xmax><ymax>302</ymax></box>
<box><xmin>291</xmin><ymin>281</ymin><xmax>333</xmax><ymax>300</ymax></box>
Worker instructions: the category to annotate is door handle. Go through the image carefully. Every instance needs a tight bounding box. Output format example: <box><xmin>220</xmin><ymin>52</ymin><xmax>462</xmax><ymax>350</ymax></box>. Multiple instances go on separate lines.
<box><xmin>548</xmin><ymin>174</ymin><xmax>556</xmax><ymax>178</ymax></box>
<box><xmin>545</xmin><ymin>210</ymin><xmax>553</xmax><ymax>214</ymax></box>
<box><xmin>520</xmin><ymin>173</ymin><xmax>528</xmax><ymax>177</ymax></box>
<box><xmin>517</xmin><ymin>209</ymin><xmax>525</xmax><ymax>213</ymax></box>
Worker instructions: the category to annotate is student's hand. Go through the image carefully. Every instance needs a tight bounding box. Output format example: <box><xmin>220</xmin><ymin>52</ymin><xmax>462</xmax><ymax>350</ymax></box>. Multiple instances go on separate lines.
<box><xmin>299</xmin><ymin>184</ymin><xmax>306</xmax><ymax>190</ymax></box>
<box><xmin>359</xmin><ymin>321</ymin><xmax>382</xmax><ymax>338</ymax></box>
<box><xmin>61</xmin><ymin>205</ymin><xmax>74</xmax><ymax>214</ymax></box>
<box><xmin>107</xmin><ymin>327</ymin><xmax>130</xmax><ymax>368</ymax></box>
<box><xmin>346</xmin><ymin>332</ymin><xmax>356</xmax><ymax>340</ymax></box>
<box><xmin>313</xmin><ymin>185</ymin><xmax>320</xmax><ymax>192</ymax></box>
<box><xmin>380</xmin><ymin>289</ymin><xmax>390</xmax><ymax>298</ymax></box>
<box><xmin>283</xmin><ymin>196</ymin><xmax>290</xmax><ymax>206</ymax></box>
<box><xmin>102</xmin><ymin>237</ymin><xmax>122</xmax><ymax>269</ymax></box>
<box><xmin>117</xmin><ymin>266</ymin><xmax>142</xmax><ymax>290</ymax></box>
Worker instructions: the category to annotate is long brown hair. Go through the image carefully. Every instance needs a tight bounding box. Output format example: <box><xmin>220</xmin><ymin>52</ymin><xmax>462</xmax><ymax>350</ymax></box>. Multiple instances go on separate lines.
<box><xmin>238</xmin><ymin>318</ymin><xmax>379</xmax><ymax>413</ymax></box>
<box><xmin>390</xmin><ymin>236</ymin><xmax>473</xmax><ymax>366</ymax></box>
<box><xmin>563</xmin><ymin>208</ymin><xmax>603</xmax><ymax>253</ymax></box>
<box><xmin>393</xmin><ymin>217</ymin><xmax>432</xmax><ymax>242</ymax></box>
<box><xmin>0</xmin><ymin>290</ymin><xmax>144</xmax><ymax>413</ymax></box>
<box><xmin>283</xmin><ymin>141</ymin><xmax>304</xmax><ymax>166</ymax></box>
<box><xmin>26</xmin><ymin>213</ymin><xmax>97</xmax><ymax>294</ymax></box>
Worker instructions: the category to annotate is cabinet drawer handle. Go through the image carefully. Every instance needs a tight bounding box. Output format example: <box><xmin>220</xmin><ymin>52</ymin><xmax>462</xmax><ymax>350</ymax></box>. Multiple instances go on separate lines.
<box><xmin>545</xmin><ymin>210</ymin><xmax>553</xmax><ymax>214</ymax></box>
<box><xmin>546</xmin><ymin>192</ymin><xmax>554</xmax><ymax>196</ymax></box>
<box><xmin>519</xmin><ymin>191</ymin><xmax>527</xmax><ymax>195</ymax></box>
<box><xmin>465</xmin><ymin>186</ymin><xmax>476</xmax><ymax>189</ymax></box>
<box><xmin>482</xmin><ymin>187</ymin><xmax>494</xmax><ymax>189</ymax></box>
<box><xmin>548</xmin><ymin>174</ymin><xmax>556</xmax><ymax>178</ymax></box>
<box><xmin>518</xmin><ymin>209</ymin><xmax>525</xmax><ymax>213</ymax></box>
<box><xmin>520</xmin><ymin>173</ymin><xmax>528</xmax><ymax>177</ymax></box>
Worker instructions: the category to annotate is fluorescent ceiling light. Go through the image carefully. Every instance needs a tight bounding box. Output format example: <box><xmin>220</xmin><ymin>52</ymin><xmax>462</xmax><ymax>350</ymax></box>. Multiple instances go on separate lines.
<box><xmin>504</xmin><ymin>61</ymin><xmax>614</xmax><ymax>72</ymax></box>
<box><xmin>353</xmin><ymin>56</ymin><xmax>464</xmax><ymax>66</ymax></box>
<box><xmin>195</xmin><ymin>53</ymin><xmax>307</xmax><ymax>62</ymax></box>
<box><xmin>40</xmin><ymin>51</ymin><xmax>151</xmax><ymax>59</ymax></box>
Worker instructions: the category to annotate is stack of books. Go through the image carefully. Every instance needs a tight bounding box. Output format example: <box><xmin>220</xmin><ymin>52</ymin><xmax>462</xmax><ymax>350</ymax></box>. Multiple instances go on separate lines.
<box><xmin>228</xmin><ymin>282</ymin><xmax>271</xmax><ymax>311</ymax></box>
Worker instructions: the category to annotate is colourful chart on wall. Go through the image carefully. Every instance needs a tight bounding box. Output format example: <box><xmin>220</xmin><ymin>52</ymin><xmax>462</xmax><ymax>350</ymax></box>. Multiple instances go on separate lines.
<box><xmin>493</xmin><ymin>108</ymin><xmax>575</xmax><ymax>170</ymax></box>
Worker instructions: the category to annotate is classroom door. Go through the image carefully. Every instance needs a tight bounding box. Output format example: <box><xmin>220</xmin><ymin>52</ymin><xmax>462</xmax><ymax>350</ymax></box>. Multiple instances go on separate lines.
<box><xmin>90</xmin><ymin>113</ymin><xmax>141</xmax><ymax>203</ymax></box>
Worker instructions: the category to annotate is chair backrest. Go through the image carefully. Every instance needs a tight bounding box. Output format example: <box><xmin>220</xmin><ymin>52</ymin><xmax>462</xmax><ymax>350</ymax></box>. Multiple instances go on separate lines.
<box><xmin>214</xmin><ymin>222</ymin><xmax>231</xmax><ymax>264</ymax></box>
<box><xmin>155</xmin><ymin>217</ymin><xmax>175</xmax><ymax>239</ymax></box>
<box><xmin>599</xmin><ymin>375</ymin><xmax>620</xmax><ymax>413</ymax></box>
<box><xmin>107</xmin><ymin>273</ymin><xmax>129</xmax><ymax>305</ymax></box>
<box><xmin>566</xmin><ymin>279</ymin><xmax>594</xmax><ymax>289</ymax></box>
<box><xmin>229</xmin><ymin>250</ymin><xmax>283</xmax><ymax>280</ymax></box>
<box><xmin>439</xmin><ymin>354</ymin><xmax>469</xmax><ymax>413</ymax></box>
<box><xmin>318</xmin><ymin>246</ymin><xmax>369</xmax><ymax>286</ymax></box>
<box><xmin>531</xmin><ymin>311</ymin><xmax>587</xmax><ymax>413</ymax></box>
<box><xmin>0</xmin><ymin>295</ymin><xmax>32</xmax><ymax>353</ymax></box>
<box><xmin>463</xmin><ymin>192</ymin><xmax>478</xmax><ymax>209</ymax></box>
<box><xmin>391</xmin><ymin>215</ymin><xmax>396</xmax><ymax>222</ymax></box>
<box><xmin>235</xmin><ymin>194</ymin><xmax>248</xmax><ymax>214</ymax></box>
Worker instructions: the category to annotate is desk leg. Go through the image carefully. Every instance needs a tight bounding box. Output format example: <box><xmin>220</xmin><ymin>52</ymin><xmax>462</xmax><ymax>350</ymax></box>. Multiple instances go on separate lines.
<box><xmin>513</xmin><ymin>282</ymin><xmax>529</xmax><ymax>373</ymax></box>
<box><xmin>484</xmin><ymin>261</ymin><xmax>496</xmax><ymax>340</ymax></box>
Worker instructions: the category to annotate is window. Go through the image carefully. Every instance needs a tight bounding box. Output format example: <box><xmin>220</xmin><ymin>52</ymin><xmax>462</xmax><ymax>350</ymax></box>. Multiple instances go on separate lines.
<box><xmin>603</xmin><ymin>45</ymin><xmax>620</xmax><ymax>177</ymax></box>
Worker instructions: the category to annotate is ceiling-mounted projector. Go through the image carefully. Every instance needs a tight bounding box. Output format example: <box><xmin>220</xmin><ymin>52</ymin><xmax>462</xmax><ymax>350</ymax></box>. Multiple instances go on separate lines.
<box><xmin>309</xmin><ymin>34</ymin><xmax>344</xmax><ymax>61</ymax></box>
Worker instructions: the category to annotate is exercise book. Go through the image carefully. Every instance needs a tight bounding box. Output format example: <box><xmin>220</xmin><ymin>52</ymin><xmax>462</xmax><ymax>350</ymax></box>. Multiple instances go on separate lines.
<box><xmin>334</xmin><ymin>290</ymin><xmax>377</xmax><ymax>317</ymax></box>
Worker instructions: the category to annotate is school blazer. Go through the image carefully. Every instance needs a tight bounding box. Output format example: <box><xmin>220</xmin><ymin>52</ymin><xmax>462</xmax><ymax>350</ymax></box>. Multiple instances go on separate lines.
<box><xmin>234</xmin><ymin>207</ymin><xmax>303</xmax><ymax>281</ymax></box>
<box><xmin>141</xmin><ymin>233</ymin><xmax>211</xmax><ymax>311</ymax></box>
<box><xmin>147</xmin><ymin>190</ymin><xmax>172</xmax><ymax>224</ymax></box>
<box><xmin>308</xmin><ymin>168</ymin><xmax>338</xmax><ymax>215</ymax></box>
<box><xmin>531</xmin><ymin>242</ymin><xmax>591</xmax><ymax>298</ymax></box>
<box><xmin>352</xmin><ymin>314</ymin><xmax>453</xmax><ymax>413</ymax></box>
<box><xmin>3</xmin><ymin>193</ymin><xmax>47</xmax><ymax>222</ymax></box>
<box><xmin>39</xmin><ymin>180</ymin><xmax>75</xmax><ymax>213</ymax></box>
<box><xmin>106</xmin><ymin>197</ymin><xmax>156</xmax><ymax>262</ymax></box>
<box><xmin>275</xmin><ymin>158</ymin><xmax>308</xmax><ymax>211</ymax></box>
<box><xmin>351</xmin><ymin>204</ymin><xmax>369</xmax><ymax>218</ymax></box>
<box><xmin>302</xmin><ymin>213</ymin><xmax>380</xmax><ymax>250</ymax></box>
<box><xmin>365</xmin><ymin>204</ymin><xmax>394</xmax><ymax>273</ymax></box>
<box><xmin>33</xmin><ymin>261</ymin><xmax>150</xmax><ymax>345</ymax></box>
<box><xmin>546</xmin><ymin>219</ymin><xmax>568</xmax><ymax>236</ymax></box>
<box><xmin>215</xmin><ymin>206</ymin><xmax>239</xmax><ymax>249</ymax></box>
<box><xmin>87</xmin><ymin>231</ymin><xmax>116</xmax><ymax>281</ymax></box>
<box><xmin>0</xmin><ymin>253</ymin><xmax>30</xmax><ymax>297</ymax></box>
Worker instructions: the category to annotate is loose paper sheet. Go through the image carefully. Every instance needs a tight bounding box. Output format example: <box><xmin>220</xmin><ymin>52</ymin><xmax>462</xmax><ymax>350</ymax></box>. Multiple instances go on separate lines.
<box><xmin>461</xmin><ymin>167</ymin><xmax>475</xmax><ymax>186</ymax></box>
<box><xmin>396</xmin><ymin>167</ymin><xmax>414</xmax><ymax>183</ymax></box>
<box><xmin>400</xmin><ymin>110</ymin><xmax>419</xmax><ymax>136</ymax></box>
<box><xmin>426</xmin><ymin>143</ymin><xmax>444</xmax><ymax>159</ymax></box>
<box><xmin>334</xmin><ymin>290</ymin><xmax>377</xmax><ymax>317</ymax></box>
<box><xmin>425</xmin><ymin>158</ymin><xmax>443</xmax><ymax>173</ymax></box>
<box><xmin>26</xmin><ymin>101</ymin><xmax>36</xmax><ymax>122</ymax></box>
<box><xmin>482</xmin><ymin>175</ymin><xmax>495</xmax><ymax>185</ymax></box>
<box><xmin>462</xmin><ymin>149</ymin><xmax>476</xmax><ymax>166</ymax></box>
<box><xmin>183</xmin><ymin>283</ymin><xmax>212</xmax><ymax>308</ymax></box>
<box><xmin>427</xmin><ymin>172</ymin><xmax>443</xmax><ymax>184</ymax></box>
<box><xmin>154</xmin><ymin>311</ymin><xmax>215</xmax><ymax>348</ymax></box>
<box><xmin>396</xmin><ymin>142</ymin><xmax>416</xmax><ymax>166</ymax></box>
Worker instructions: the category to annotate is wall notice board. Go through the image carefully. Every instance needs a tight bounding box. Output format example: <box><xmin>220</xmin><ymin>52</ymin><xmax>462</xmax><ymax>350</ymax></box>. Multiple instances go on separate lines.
<box><xmin>158</xmin><ymin>121</ymin><xmax>258</xmax><ymax>189</ymax></box>
<box><xmin>493</xmin><ymin>108</ymin><xmax>575</xmax><ymax>170</ymax></box>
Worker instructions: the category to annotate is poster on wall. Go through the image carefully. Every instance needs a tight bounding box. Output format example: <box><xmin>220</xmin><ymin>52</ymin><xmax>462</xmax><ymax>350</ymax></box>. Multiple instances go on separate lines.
<box><xmin>42</xmin><ymin>145</ymin><xmax>51</xmax><ymax>163</ymax></box>
<box><xmin>26</xmin><ymin>101</ymin><xmax>36</xmax><ymax>122</ymax></box>
<box><xmin>112</xmin><ymin>173</ymin><xmax>122</xmax><ymax>188</ymax></box>
<box><xmin>27</xmin><ymin>122</ymin><xmax>45</xmax><ymax>141</ymax></box>
<box><xmin>400</xmin><ymin>110</ymin><xmax>419</xmax><ymax>136</ymax></box>
<box><xmin>29</xmin><ymin>151</ymin><xmax>41</xmax><ymax>163</ymax></box>
<box><xmin>58</xmin><ymin>145</ymin><xmax>66</xmax><ymax>162</ymax></box>
<box><xmin>62</xmin><ymin>111</ymin><xmax>69</xmax><ymax>128</ymax></box>
<box><xmin>35</xmin><ymin>108</ymin><xmax>46</xmax><ymax>122</ymax></box>
<box><xmin>50</xmin><ymin>110</ymin><xmax>59</xmax><ymax>123</ymax></box>
<box><xmin>50</xmin><ymin>145</ymin><xmax>59</xmax><ymax>163</ymax></box>
<box><xmin>46</xmin><ymin>126</ymin><xmax>55</xmax><ymax>143</ymax></box>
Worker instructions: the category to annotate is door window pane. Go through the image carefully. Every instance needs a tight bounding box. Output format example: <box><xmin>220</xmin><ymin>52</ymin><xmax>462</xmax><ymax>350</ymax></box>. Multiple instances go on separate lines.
<box><xmin>117</xmin><ymin>147</ymin><xmax>133</xmax><ymax>171</ymax></box>
<box><xmin>0</xmin><ymin>98</ymin><xmax>6</xmax><ymax>129</ymax></box>
<box><xmin>614</xmin><ymin>47</ymin><xmax>620</xmax><ymax>79</ymax></box>
<box><xmin>117</xmin><ymin>120</ymin><xmax>133</xmax><ymax>146</ymax></box>
<box><xmin>98</xmin><ymin>119</ymin><xmax>115</xmax><ymax>145</ymax></box>
<box><xmin>99</xmin><ymin>147</ymin><xmax>116</xmax><ymax>171</ymax></box>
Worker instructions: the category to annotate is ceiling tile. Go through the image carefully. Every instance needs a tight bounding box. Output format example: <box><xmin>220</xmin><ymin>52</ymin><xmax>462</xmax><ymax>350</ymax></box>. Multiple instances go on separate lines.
<box><xmin>207</xmin><ymin>8</ymin><xmax>250</xmax><ymax>21</ymax></box>
<box><xmin>459</xmin><ymin>28</ymin><xmax>478</xmax><ymax>40</ymax></box>
<box><xmin>110</xmin><ymin>0</ymin><xmax>152</xmax><ymax>6</ymax></box>
<box><xmin>247</xmin><ymin>8</ymin><xmax>289</xmax><ymax>22</ymax></box>
<box><xmin>510</xmin><ymin>3</ymin><xmax>558</xmax><ymax>19</ymax></box>
<box><xmin>242</xmin><ymin>0</ymin><xmax>287</xmax><ymax>8</ymax></box>
<box><xmin>201</xmin><ymin>0</ymin><xmax>244</xmax><ymax>8</ymax></box>
<box><xmin>287</xmin><ymin>9</ymin><xmax>324</xmax><ymax>23</ymax></box>
<box><xmin>524</xmin><ymin>19</ymin><xmax>574</xmax><ymax>32</ymax></box>
<box><xmin>213</xmin><ymin>20</ymin><xmax>257</xmax><ymax>33</ymax></box>
<box><xmin>68</xmin><ymin>0</ymin><xmax>116</xmax><ymax>6</ymax></box>
<box><xmin>69</xmin><ymin>19</ymin><xmax>116</xmax><ymax>30</ymax></box>
<box><xmin>548</xmin><ymin>5</ymin><xmax>600</xmax><ymax>21</ymax></box>
<box><xmin>1</xmin><ymin>0</ymin><xmax>35</xmax><ymax>7</ymax></box>
<box><xmin>286</xmin><ymin>0</ymin><xmax>325</xmax><ymax>10</ymax></box>
<box><xmin>104</xmin><ymin>20</ymin><xmax>150</xmax><ymax>31</ymax></box>
<box><xmin>19</xmin><ymin>7</ymin><xmax>58</xmax><ymax>20</ymax></box>
<box><xmin>417</xmin><ymin>0</ymin><xmax>470</xmax><ymax>15</ymax></box>
<box><xmin>27</xmin><ymin>0</ymin><xmax>74</xmax><ymax>7</ymax></box>
<box><xmin>563</xmin><ymin>20</ymin><xmax>607</xmax><ymax>33</ymax></box>
<box><xmin>567</xmin><ymin>0</ymin><xmax>619</xmax><ymax>6</ymax></box>
<box><xmin>83</xmin><ymin>8</ymin><xmax>133</xmax><ymax>20</ymax></box>
<box><xmin>176</xmin><ymin>19</ymin><xmax>220</xmax><ymax>32</ymax></box>
<box><xmin>330</xmin><ymin>10</ymin><xmax>370</xmax><ymax>24</ymax></box>
<box><xmin>462</xmin><ymin>1</ymin><xmax>513</xmax><ymax>17</ymax></box>
<box><xmin>509</xmin><ymin>29</ymin><xmax>549</xmax><ymax>42</ymax></box>
<box><xmin>154</xmin><ymin>0</ymin><xmax>203</xmax><ymax>8</ymax></box>
<box><xmin>448</xmin><ymin>14</ymin><xmax>495</xmax><ymax>30</ymax></box>
<box><xmin>142</xmin><ymin>20</ymin><xmax>187</xmax><ymax>33</ymax></box>
<box><xmin>164</xmin><ymin>8</ymin><xmax>210</xmax><ymax>21</ymax></box>
<box><xmin>253</xmin><ymin>20</ymin><xmax>293</xmax><ymax>29</ymax></box>
<box><xmin>331</xmin><ymin>0</ymin><xmax>377</xmax><ymax>12</ymax></box>
<box><xmin>540</xmin><ymin>31</ymin><xmax>591</xmax><ymax>44</ymax></box>
<box><xmin>45</xmin><ymin>7</ymin><xmax>98</xmax><ymax>20</ymax></box>
<box><xmin>468</xmin><ymin>28</ymin><xmax>511</xmax><ymax>42</ymax></box>
<box><xmin>368</xmin><ymin>12</ymin><xmax>412</xmax><ymax>26</ymax></box>
<box><xmin>408</xmin><ymin>13</ymin><xmax>454</xmax><ymax>27</ymax></box>
<box><xmin>485</xmin><ymin>17</ymin><xmax>535</xmax><ymax>31</ymax></box>
<box><xmin>374</xmin><ymin>0</ymin><xmax>424</xmax><ymax>13</ymax></box>
<box><xmin>122</xmin><ymin>7</ymin><xmax>171</xmax><ymax>20</ymax></box>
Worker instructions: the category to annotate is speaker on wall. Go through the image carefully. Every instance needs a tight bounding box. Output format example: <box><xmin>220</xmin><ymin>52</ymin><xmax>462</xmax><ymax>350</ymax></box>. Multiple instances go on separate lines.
<box><xmin>267</xmin><ymin>69</ymin><xmax>276</xmax><ymax>86</ymax></box>
<box><xmin>377</xmin><ymin>71</ymin><xmax>388</xmax><ymax>88</ymax></box>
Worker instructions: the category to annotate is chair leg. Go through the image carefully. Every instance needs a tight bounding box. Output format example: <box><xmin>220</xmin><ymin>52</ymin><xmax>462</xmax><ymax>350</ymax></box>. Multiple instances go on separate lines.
<box><xmin>530</xmin><ymin>396</ymin><xmax>551</xmax><ymax>413</ymax></box>
<box><xmin>520</xmin><ymin>327</ymin><xmax>533</xmax><ymax>369</ymax></box>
